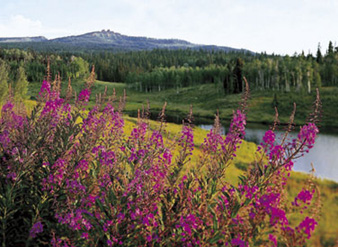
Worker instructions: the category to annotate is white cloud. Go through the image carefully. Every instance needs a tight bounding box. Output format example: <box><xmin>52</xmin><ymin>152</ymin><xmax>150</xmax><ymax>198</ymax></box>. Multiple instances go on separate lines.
<box><xmin>0</xmin><ymin>15</ymin><xmax>77</xmax><ymax>39</ymax></box>
<box><xmin>0</xmin><ymin>15</ymin><xmax>43</xmax><ymax>37</ymax></box>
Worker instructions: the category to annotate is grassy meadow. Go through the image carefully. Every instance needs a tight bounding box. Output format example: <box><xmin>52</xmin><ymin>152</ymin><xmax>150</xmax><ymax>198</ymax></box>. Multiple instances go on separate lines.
<box><xmin>27</xmin><ymin>79</ymin><xmax>338</xmax><ymax>129</ymax></box>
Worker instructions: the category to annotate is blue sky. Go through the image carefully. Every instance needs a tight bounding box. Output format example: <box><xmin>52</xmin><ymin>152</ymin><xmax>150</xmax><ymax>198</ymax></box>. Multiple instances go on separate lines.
<box><xmin>0</xmin><ymin>0</ymin><xmax>337</xmax><ymax>55</ymax></box>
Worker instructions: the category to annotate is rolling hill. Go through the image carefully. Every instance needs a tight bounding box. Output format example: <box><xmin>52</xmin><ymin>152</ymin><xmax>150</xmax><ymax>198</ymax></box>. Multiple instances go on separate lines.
<box><xmin>0</xmin><ymin>30</ymin><xmax>251</xmax><ymax>53</ymax></box>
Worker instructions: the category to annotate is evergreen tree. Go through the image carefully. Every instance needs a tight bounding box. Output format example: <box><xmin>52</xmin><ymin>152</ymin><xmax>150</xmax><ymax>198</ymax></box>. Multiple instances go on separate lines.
<box><xmin>328</xmin><ymin>41</ymin><xmax>334</xmax><ymax>55</ymax></box>
<box><xmin>316</xmin><ymin>43</ymin><xmax>323</xmax><ymax>64</ymax></box>
<box><xmin>233</xmin><ymin>58</ymin><xmax>244</xmax><ymax>93</ymax></box>
<box><xmin>0</xmin><ymin>60</ymin><xmax>9</xmax><ymax>104</ymax></box>
<box><xmin>272</xmin><ymin>93</ymin><xmax>278</xmax><ymax>108</ymax></box>
<box><xmin>14</xmin><ymin>66</ymin><xmax>29</xmax><ymax>101</ymax></box>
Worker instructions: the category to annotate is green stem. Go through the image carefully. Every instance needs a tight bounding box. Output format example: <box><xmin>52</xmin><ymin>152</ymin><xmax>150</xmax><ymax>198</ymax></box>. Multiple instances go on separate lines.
<box><xmin>2</xmin><ymin>208</ymin><xmax>6</xmax><ymax>247</ymax></box>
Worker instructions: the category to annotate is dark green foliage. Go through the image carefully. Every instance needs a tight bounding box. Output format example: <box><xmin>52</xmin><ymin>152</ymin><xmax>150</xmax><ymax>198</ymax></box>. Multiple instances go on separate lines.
<box><xmin>0</xmin><ymin>104</ymin><xmax>83</xmax><ymax>246</ymax></box>
<box><xmin>0</xmin><ymin>59</ymin><xmax>9</xmax><ymax>103</ymax></box>
<box><xmin>234</xmin><ymin>162</ymin><xmax>248</xmax><ymax>171</ymax></box>
<box><xmin>233</xmin><ymin>58</ymin><xmax>243</xmax><ymax>93</ymax></box>
<box><xmin>13</xmin><ymin>66</ymin><xmax>29</xmax><ymax>101</ymax></box>
<box><xmin>1</xmin><ymin>41</ymin><xmax>338</xmax><ymax>94</ymax></box>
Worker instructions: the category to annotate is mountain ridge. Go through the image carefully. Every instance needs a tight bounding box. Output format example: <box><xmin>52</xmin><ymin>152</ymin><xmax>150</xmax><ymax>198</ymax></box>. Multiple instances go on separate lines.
<box><xmin>0</xmin><ymin>30</ymin><xmax>252</xmax><ymax>53</ymax></box>
<box><xmin>0</xmin><ymin>36</ymin><xmax>47</xmax><ymax>43</ymax></box>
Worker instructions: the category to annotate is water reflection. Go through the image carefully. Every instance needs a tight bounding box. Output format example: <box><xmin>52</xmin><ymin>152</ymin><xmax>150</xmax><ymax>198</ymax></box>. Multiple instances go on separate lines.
<box><xmin>199</xmin><ymin>125</ymin><xmax>338</xmax><ymax>182</ymax></box>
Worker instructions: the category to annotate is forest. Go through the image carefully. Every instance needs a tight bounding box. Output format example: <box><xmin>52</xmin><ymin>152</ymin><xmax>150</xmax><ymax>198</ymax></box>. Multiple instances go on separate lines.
<box><xmin>0</xmin><ymin>41</ymin><xmax>337</xmax><ymax>97</ymax></box>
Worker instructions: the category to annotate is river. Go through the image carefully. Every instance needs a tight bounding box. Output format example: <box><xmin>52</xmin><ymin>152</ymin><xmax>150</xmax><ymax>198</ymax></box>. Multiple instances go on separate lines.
<box><xmin>199</xmin><ymin>124</ymin><xmax>338</xmax><ymax>182</ymax></box>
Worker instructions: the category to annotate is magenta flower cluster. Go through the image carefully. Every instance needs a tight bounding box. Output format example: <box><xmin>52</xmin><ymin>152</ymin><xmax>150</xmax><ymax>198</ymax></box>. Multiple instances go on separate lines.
<box><xmin>29</xmin><ymin>222</ymin><xmax>43</xmax><ymax>238</ymax></box>
<box><xmin>0</xmin><ymin>77</ymin><xmax>321</xmax><ymax>246</ymax></box>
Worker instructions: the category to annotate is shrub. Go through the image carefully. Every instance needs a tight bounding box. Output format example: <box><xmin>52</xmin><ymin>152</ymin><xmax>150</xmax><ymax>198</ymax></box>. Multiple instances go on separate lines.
<box><xmin>0</xmin><ymin>72</ymin><xmax>321</xmax><ymax>246</ymax></box>
<box><xmin>234</xmin><ymin>162</ymin><xmax>248</xmax><ymax>171</ymax></box>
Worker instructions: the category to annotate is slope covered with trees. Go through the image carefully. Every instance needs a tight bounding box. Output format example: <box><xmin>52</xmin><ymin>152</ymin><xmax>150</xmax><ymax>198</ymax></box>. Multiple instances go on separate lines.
<box><xmin>1</xmin><ymin>42</ymin><xmax>338</xmax><ymax>127</ymax></box>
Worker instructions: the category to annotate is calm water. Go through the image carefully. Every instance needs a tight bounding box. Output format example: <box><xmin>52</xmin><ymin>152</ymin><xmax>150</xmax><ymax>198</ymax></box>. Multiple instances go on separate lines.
<box><xmin>199</xmin><ymin>124</ymin><xmax>338</xmax><ymax>182</ymax></box>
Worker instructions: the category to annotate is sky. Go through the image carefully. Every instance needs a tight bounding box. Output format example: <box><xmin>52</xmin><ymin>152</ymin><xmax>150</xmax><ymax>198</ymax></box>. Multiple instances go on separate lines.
<box><xmin>0</xmin><ymin>0</ymin><xmax>337</xmax><ymax>55</ymax></box>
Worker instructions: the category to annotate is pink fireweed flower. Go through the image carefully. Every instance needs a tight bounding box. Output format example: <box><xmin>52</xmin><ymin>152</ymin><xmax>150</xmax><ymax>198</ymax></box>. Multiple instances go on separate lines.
<box><xmin>292</xmin><ymin>123</ymin><xmax>319</xmax><ymax>154</ymax></box>
<box><xmin>262</xmin><ymin>130</ymin><xmax>276</xmax><ymax>147</ymax></box>
<box><xmin>142</xmin><ymin>213</ymin><xmax>158</xmax><ymax>227</ymax></box>
<box><xmin>78</xmin><ymin>88</ymin><xmax>91</xmax><ymax>102</ymax></box>
<box><xmin>256</xmin><ymin>192</ymin><xmax>289</xmax><ymax>226</ymax></box>
<box><xmin>232</xmin><ymin>215</ymin><xmax>244</xmax><ymax>225</ymax></box>
<box><xmin>238</xmin><ymin>185</ymin><xmax>259</xmax><ymax>199</ymax></box>
<box><xmin>103</xmin><ymin>220</ymin><xmax>113</xmax><ymax>232</ymax></box>
<box><xmin>99</xmin><ymin>174</ymin><xmax>113</xmax><ymax>189</ymax></box>
<box><xmin>176</xmin><ymin>214</ymin><xmax>201</xmax><ymax>237</ymax></box>
<box><xmin>29</xmin><ymin>221</ymin><xmax>43</xmax><ymax>238</ymax></box>
<box><xmin>129</xmin><ymin>122</ymin><xmax>148</xmax><ymax>144</ymax></box>
<box><xmin>270</xmin><ymin>207</ymin><xmax>288</xmax><ymax>226</ymax></box>
<box><xmin>1</xmin><ymin>100</ymin><xmax>26</xmax><ymax>133</ymax></box>
<box><xmin>128</xmin><ymin>148</ymin><xmax>138</xmax><ymax>162</ymax></box>
<box><xmin>41</xmin><ymin>97</ymin><xmax>65</xmax><ymax>117</ymax></box>
<box><xmin>1</xmin><ymin>100</ymin><xmax>14</xmax><ymax>113</ymax></box>
<box><xmin>269</xmin><ymin>145</ymin><xmax>284</xmax><ymax>161</ymax></box>
<box><xmin>93</xmin><ymin>147</ymin><xmax>116</xmax><ymax>168</ymax></box>
<box><xmin>81</xmin><ymin>233</ymin><xmax>89</xmax><ymax>239</ymax></box>
<box><xmin>39</xmin><ymin>80</ymin><xmax>51</xmax><ymax>101</ymax></box>
<box><xmin>258</xmin><ymin>192</ymin><xmax>280</xmax><ymax>209</ymax></box>
<box><xmin>42</xmin><ymin>159</ymin><xmax>67</xmax><ymax>192</ymax></box>
<box><xmin>224</xmin><ymin>109</ymin><xmax>246</xmax><ymax>154</ymax></box>
<box><xmin>179</xmin><ymin>125</ymin><xmax>194</xmax><ymax>153</ymax></box>
<box><xmin>161</xmin><ymin>149</ymin><xmax>172</xmax><ymax>165</ymax></box>
<box><xmin>202</xmin><ymin>128</ymin><xmax>223</xmax><ymax>153</ymax></box>
<box><xmin>75</xmin><ymin>159</ymin><xmax>89</xmax><ymax>172</ymax></box>
<box><xmin>65</xmin><ymin>179</ymin><xmax>86</xmax><ymax>194</ymax></box>
<box><xmin>297</xmin><ymin>217</ymin><xmax>317</xmax><ymax>239</ymax></box>
<box><xmin>284</xmin><ymin>160</ymin><xmax>294</xmax><ymax>171</ymax></box>
<box><xmin>231</xmin><ymin>236</ymin><xmax>249</xmax><ymax>247</ymax></box>
<box><xmin>102</xmin><ymin>103</ymin><xmax>125</xmax><ymax>131</ymax></box>
<box><xmin>228</xmin><ymin>109</ymin><xmax>246</xmax><ymax>137</ymax></box>
<box><xmin>298</xmin><ymin>123</ymin><xmax>319</xmax><ymax>149</ymax></box>
<box><xmin>149</xmin><ymin>130</ymin><xmax>164</xmax><ymax>149</ymax></box>
<box><xmin>0</xmin><ymin>130</ymin><xmax>11</xmax><ymax>151</ymax></box>
<box><xmin>6</xmin><ymin>172</ymin><xmax>17</xmax><ymax>181</ymax></box>
<box><xmin>269</xmin><ymin>234</ymin><xmax>278</xmax><ymax>246</ymax></box>
<box><xmin>56</xmin><ymin>209</ymin><xmax>92</xmax><ymax>231</ymax></box>
<box><xmin>292</xmin><ymin>189</ymin><xmax>314</xmax><ymax>207</ymax></box>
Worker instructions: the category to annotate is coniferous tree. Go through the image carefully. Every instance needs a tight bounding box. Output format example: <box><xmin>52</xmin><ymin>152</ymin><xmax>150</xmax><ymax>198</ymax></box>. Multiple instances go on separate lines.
<box><xmin>327</xmin><ymin>41</ymin><xmax>334</xmax><ymax>55</ymax></box>
<box><xmin>316</xmin><ymin>43</ymin><xmax>323</xmax><ymax>64</ymax></box>
<box><xmin>233</xmin><ymin>58</ymin><xmax>243</xmax><ymax>93</ymax></box>
<box><xmin>13</xmin><ymin>66</ymin><xmax>29</xmax><ymax>101</ymax></box>
<box><xmin>0</xmin><ymin>60</ymin><xmax>9</xmax><ymax>103</ymax></box>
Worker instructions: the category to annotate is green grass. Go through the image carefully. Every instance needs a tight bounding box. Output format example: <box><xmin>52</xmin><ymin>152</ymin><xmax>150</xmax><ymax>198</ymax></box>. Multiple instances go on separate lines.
<box><xmin>28</xmin><ymin>79</ymin><xmax>338</xmax><ymax>130</ymax></box>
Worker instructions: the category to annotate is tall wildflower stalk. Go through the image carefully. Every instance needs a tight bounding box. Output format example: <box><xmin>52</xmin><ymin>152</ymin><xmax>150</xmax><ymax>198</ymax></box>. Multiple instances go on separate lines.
<box><xmin>0</xmin><ymin>69</ymin><xmax>321</xmax><ymax>246</ymax></box>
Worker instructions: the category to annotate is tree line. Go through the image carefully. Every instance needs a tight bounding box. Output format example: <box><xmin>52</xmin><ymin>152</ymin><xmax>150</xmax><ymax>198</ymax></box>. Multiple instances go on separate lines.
<box><xmin>0</xmin><ymin>41</ymin><xmax>338</xmax><ymax>102</ymax></box>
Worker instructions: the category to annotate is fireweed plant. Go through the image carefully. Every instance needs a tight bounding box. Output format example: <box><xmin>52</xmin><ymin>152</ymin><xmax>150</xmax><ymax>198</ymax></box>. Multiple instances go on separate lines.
<box><xmin>0</xmin><ymin>68</ymin><xmax>321</xmax><ymax>246</ymax></box>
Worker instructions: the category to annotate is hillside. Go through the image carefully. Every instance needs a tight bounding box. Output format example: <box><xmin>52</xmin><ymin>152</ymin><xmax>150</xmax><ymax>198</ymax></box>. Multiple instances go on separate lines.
<box><xmin>0</xmin><ymin>36</ymin><xmax>47</xmax><ymax>43</ymax></box>
<box><xmin>0</xmin><ymin>30</ymin><xmax>251</xmax><ymax>52</ymax></box>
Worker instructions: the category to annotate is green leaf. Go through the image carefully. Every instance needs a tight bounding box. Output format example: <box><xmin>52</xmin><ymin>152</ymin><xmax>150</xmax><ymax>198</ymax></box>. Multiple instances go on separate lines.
<box><xmin>209</xmin><ymin>232</ymin><xmax>223</xmax><ymax>244</ymax></box>
<box><xmin>231</xmin><ymin>200</ymin><xmax>241</xmax><ymax>218</ymax></box>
